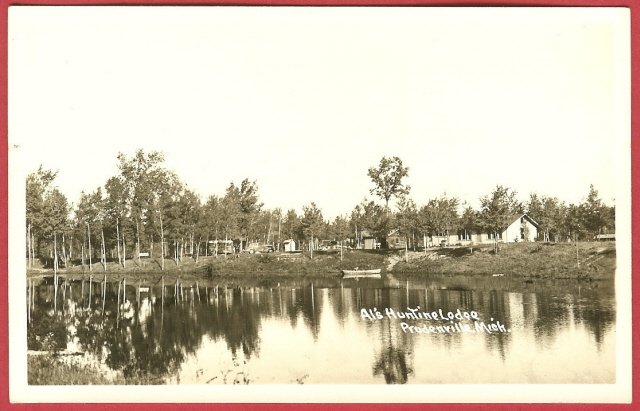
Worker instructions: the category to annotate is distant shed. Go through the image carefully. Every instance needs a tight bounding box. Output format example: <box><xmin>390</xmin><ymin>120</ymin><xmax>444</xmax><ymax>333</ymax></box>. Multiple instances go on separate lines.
<box><xmin>283</xmin><ymin>239</ymin><xmax>297</xmax><ymax>252</ymax></box>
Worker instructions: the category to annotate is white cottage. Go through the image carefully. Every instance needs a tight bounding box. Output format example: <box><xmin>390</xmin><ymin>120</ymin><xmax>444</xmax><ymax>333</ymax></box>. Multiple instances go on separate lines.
<box><xmin>501</xmin><ymin>213</ymin><xmax>539</xmax><ymax>243</ymax></box>
<box><xmin>429</xmin><ymin>213</ymin><xmax>539</xmax><ymax>246</ymax></box>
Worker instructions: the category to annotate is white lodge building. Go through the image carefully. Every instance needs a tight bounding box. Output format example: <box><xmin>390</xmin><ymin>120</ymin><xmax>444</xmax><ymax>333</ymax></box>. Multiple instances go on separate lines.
<box><xmin>430</xmin><ymin>213</ymin><xmax>540</xmax><ymax>247</ymax></box>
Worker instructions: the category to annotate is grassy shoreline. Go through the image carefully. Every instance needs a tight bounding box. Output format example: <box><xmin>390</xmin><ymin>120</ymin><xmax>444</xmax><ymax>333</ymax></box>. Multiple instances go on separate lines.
<box><xmin>27</xmin><ymin>241</ymin><xmax>615</xmax><ymax>282</ymax></box>
<box><xmin>393</xmin><ymin>241</ymin><xmax>615</xmax><ymax>280</ymax></box>
<box><xmin>28</xmin><ymin>354</ymin><xmax>163</xmax><ymax>385</ymax></box>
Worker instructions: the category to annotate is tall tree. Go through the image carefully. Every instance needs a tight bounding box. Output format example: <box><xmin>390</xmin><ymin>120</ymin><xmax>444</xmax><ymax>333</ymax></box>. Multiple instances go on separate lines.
<box><xmin>238</xmin><ymin>179</ymin><xmax>263</xmax><ymax>248</ymax></box>
<box><xmin>176</xmin><ymin>189</ymin><xmax>202</xmax><ymax>258</ymax></box>
<box><xmin>221</xmin><ymin>183</ymin><xmax>241</xmax><ymax>242</ymax></box>
<box><xmin>74</xmin><ymin>189</ymin><xmax>106</xmax><ymax>270</ymax></box>
<box><xmin>301</xmin><ymin>202</ymin><xmax>324</xmax><ymax>258</ymax></box>
<box><xmin>152</xmin><ymin>170</ymin><xmax>183</xmax><ymax>267</ymax></box>
<box><xmin>602</xmin><ymin>204</ymin><xmax>615</xmax><ymax>235</ymax></box>
<box><xmin>526</xmin><ymin>194</ymin><xmax>565</xmax><ymax>242</ymax></box>
<box><xmin>202</xmin><ymin>195</ymin><xmax>222</xmax><ymax>255</ymax></box>
<box><xmin>363</xmin><ymin>200</ymin><xmax>391</xmax><ymax>246</ymax></box>
<box><xmin>367</xmin><ymin>156</ymin><xmax>410</xmax><ymax>209</ymax></box>
<box><xmin>350</xmin><ymin>200</ymin><xmax>366</xmax><ymax>249</ymax></box>
<box><xmin>459</xmin><ymin>205</ymin><xmax>479</xmax><ymax>243</ymax></box>
<box><xmin>563</xmin><ymin>203</ymin><xmax>586</xmax><ymax>242</ymax></box>
<box><xmin>581</xmin><ymin>185</ymin><xmax>607</xmax><ymax>238</ymax></box>
<box><xmin>116</xmin><ymin>149</ymin><xmax>166</xmax><ymax>263</ymax></box>
<box><xmin>282</xmin><ymin>209</ymin><xmax>301</xmax><ymax>243</ymax></box>
<box><xmin>418</xmin><ymin>194</ymin><xmax>459</xmax><ymax>246</ymax></box>
<box><xmin>41</xmin><ymin>188</ymin><xmax>69</xmax><ymax>272</ymax></box>
<box><xmin>26</xmin><ymin>166</ymin><xmax>58</xmax><ymax>266</ymax></box>
<box><xmin>104</xmin><ymin>176</ymin><xmax>128</xmax><ymax>266</ymax></box>
<box><xmin>330</xmin><ymin>215</ymin><xmax>351</xmax><ymax>261</ymax></box>
<box><xmin>478</xmin><ymin>185</ymin><xmax>521</xmax><ymax>253</ymax></box>
<box><xmin>272</xmin><ymin>208</ymin><xmax>283</xmax><ymax>250</ymax></box>
<box><xmin>395</xmin><ymin>197</ymin><xmax>418</xmax><ymax>261</ymax></box>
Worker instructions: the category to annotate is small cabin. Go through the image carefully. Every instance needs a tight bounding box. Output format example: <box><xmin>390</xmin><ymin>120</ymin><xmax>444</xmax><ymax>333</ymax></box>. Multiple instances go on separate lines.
<box><xmin>283</xmin><ymin>239</ymin><xmax>296</xmax><ymax>252</ymax></box>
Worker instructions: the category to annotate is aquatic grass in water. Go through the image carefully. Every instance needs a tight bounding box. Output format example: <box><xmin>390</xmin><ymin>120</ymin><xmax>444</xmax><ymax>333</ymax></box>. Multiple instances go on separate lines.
<box><xmin>28</xmin><ymin>355</ymin><xmax>119</xmax><ymax>385</ymax></box>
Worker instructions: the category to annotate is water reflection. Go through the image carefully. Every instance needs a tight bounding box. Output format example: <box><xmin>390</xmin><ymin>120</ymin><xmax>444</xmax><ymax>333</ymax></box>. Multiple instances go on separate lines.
<box><xmin>27</xmin><ymin>275</ymin><xmax>616</xmax><ymax>384</ymax></box>
<box><xmin>372</xmin><ymin>318</ymin><xmax>413</xmax><ymax>384</ymax></box>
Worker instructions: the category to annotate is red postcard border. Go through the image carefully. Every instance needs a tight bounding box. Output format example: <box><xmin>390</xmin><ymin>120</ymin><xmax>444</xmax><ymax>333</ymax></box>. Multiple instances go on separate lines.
<box><xmin>1</xmin><ymin>1</ymin><xmax>636</xmax><ymax>410</ymax></box>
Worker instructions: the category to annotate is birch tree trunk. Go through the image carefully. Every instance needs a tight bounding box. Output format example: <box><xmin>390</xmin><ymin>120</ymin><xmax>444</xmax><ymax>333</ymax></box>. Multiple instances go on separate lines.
<box><xmin>61</xmin><ymin>233</ymin><xmax>67</xmax><ymax>268</ymax></box>
<box><xmin>267</xmin><ymin>220</ymin><xmax>272</xmax><ymax>245</ymax></box>
<box><xmin>27</xmin><ymin>223</ymin><xmax>31</xmax><ymax>268</ymax></box>
<box><xmin>116</xmin><ymin>218</ymin><xmax>122</xmax><ymax>266</ymax></box>
<box><xmin>101</xmin><ymin>228</ymin><xmax>107</xmax><ymax>271</ymax></box>
<box><xmin>174</xmin><ymin>239</ymin><xmax>178</xmax><ymax>266</ymax></box>
<box><xmin>53</xmin><ymin>233</ymin><xmax>58</xmax><ymax>275</ymax></box>
<box><xmin>136</xmin><ymin>219</ymin><xmax>141</xmax><ymax>265</ymax></box>
<box><xmin>160</xmin><ymin>213</ymin><xmax>164</xmax><ymax>271</ymax></box>
<box><xmin>32</xmin><ymin>232</ymin><xmax>36</xmax><ymax>267</ymax></box>
<box><xmin>404</xmin><ymin>236</ymin><xmax>408</xmax><ymax>263</ymax></box>
<box><xmin>87</xmin><ymin>223</ymin><xmax>92</xmax><ymax>271</ymax></box>
<box><xmin>29</xmin><ymin>230</ymin><xmax>34</xmax><ymax>267</ymax></box>
<box><xmin>575</xmin><ymin>233</ymin><xmax>580</xmax><ymax>267</ymax></box>
<box><xmin>423</xmin><ymin>234</ymin><xmax>427</xmax><ymax>255</ymax></box>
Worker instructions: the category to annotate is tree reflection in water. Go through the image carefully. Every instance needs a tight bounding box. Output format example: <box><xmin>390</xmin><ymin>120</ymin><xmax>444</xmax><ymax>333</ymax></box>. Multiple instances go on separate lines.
<box><xmin>207</xmin><ymin>287</ymin><xmax>261</xmax><ymax>358</ymax></box>
<box><xmin>372</xmin><ymin>319</ymin><xmax>413</xmax><ymax>384</ymax></box>
<box><xmin>27</xmin><ymin>276</ymin><xmax>616</xmax><ymax>384</ymax></box>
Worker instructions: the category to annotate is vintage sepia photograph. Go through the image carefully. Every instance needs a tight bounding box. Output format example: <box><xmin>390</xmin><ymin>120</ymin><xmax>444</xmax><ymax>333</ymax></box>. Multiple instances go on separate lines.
<box><xmin>8</xmin><ymin>6</ymin><xmax>631</xmax><ymax>403</ymax></box>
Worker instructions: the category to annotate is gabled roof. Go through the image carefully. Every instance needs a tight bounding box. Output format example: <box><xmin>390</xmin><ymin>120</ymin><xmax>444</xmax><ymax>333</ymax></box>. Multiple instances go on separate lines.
<box><xmin>507</xmin><ymin>213</ymin><xmax>540</xmax><ymax>228</ymax></box>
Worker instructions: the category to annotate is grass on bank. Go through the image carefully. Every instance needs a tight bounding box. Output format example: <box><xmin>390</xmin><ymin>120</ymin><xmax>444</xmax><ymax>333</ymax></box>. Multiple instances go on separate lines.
<box><xmin>27</xmin><ymin>242</ymin><xmax>616</xmax><ymax>280</ymax></box>
<box><xmin>392</xmin><ymin>241</ymin><xmax>616</xmax><ymax>279</ymax></box>
<box><xmin>28</xmin><ymin>248</ymin><xmax>390</xmax><ymax>278</ymax></box>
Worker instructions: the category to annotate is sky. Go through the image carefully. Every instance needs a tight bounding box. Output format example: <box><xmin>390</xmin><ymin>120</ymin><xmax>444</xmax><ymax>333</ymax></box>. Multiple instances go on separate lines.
<box><xmin>9</xmin><ymin>7</ymin><xmax>630</xmax><ymax>219</ymax></box>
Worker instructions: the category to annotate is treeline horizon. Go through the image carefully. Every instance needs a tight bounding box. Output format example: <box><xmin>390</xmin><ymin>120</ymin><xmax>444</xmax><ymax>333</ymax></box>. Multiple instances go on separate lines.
<box><xmin>26</xmin><ymin>150</ymin><xmax>615</xmax><ymax>270</ymax></box>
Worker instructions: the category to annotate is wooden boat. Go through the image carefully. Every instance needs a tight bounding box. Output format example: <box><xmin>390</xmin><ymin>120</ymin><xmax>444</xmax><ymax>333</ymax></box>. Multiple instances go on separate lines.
<box><xmin>341</xmin><ymin>268</ymin><xmax>382</xmax><ymax>279</ymax></box>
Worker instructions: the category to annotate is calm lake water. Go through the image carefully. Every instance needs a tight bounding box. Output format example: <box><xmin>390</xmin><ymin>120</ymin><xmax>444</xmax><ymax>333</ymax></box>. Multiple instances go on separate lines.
<box><xmin>27</xmin><ymin>274</ymin><xmax>615</xmax><ymax>384</ymax></box>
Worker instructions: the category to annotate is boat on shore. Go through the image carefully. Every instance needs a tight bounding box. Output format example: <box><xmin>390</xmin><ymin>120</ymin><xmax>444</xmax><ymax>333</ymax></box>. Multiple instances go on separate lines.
<box><xmin>341</xmin><ymin>268</ymin><xmax>382</xmax><ymax>279</ymax></box>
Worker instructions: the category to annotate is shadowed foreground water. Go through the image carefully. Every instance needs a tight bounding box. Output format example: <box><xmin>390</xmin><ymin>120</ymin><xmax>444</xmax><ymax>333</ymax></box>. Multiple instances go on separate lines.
<box><xmin>27</xmin><ymin>275</ymin><xmax>615</xmax><ymax>384</ymax></box>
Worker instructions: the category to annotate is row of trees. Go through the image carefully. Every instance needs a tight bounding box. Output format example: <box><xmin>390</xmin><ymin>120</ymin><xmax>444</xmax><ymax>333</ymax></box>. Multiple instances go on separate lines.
<box><xmin>363</xmin><ymin>156</ymin><xmax>614</xmax><ymax>254</ymax></box>
<box><xmin>26</xmin><ymin>152</ymin><xmax>615</xmax><ymax>270</ymax></box>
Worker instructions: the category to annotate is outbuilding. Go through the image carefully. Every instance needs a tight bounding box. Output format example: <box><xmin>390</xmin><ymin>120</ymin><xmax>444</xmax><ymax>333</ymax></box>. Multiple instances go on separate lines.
<box><xmin>283</xmin><ymin>239</ymin><xmax>297</xmax><ymax>252</ymax></box>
